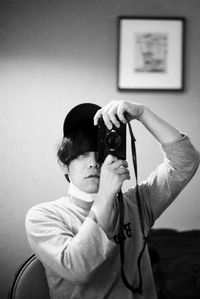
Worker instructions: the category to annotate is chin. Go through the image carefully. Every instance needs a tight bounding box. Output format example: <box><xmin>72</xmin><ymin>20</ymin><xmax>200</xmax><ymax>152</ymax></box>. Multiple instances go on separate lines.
<box><xmin>85</xmin><ymin>184</ymin><xmax>99</xmax><ymax>194</ymax></box>
<box><xmin>83</xmin><ymin>178</ymin><xmax>99</xmax><ymax>193</ymax></box>
<box><xmin>87</xmin><ymin>187</ymin><xmax>99</xmax><ymax>194</ymax></box>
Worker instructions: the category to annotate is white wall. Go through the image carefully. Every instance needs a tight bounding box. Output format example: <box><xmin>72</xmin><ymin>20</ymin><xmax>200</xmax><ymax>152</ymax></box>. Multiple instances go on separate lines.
<box><xmin>0</xmin><ymin>0</ymin><xmax>200</xmax><ymax>298</ymax></box>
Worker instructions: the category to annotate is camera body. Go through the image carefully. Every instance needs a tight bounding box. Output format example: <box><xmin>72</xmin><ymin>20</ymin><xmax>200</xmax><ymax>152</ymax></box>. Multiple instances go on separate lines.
<box><xmin>97</xmin><ymin>116</ymin><xmax>126</xmax><ymax>164</ymax></box>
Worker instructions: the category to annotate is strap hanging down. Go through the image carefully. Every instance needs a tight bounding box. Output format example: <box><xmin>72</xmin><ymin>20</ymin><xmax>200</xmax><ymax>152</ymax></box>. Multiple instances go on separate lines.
<box><xmin>117</xmin><ymin>119</ymin><xmax>148</xmax><ymax>295</ymax></box>
<box><xmin>127</xmin><ymin>120</ymin><xmax>145</xmax><ymax>236</ymax></box>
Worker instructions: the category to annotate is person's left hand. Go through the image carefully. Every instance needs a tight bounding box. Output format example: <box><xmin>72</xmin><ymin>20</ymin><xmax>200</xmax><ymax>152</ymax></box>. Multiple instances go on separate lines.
<box><xmin>94</xmin><ymin>100</ymin><xmax>144</xmax><ymax>130</ymax></box>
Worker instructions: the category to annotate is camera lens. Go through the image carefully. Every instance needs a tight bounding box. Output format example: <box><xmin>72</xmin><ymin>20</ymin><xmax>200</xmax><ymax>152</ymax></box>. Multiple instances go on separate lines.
<box><xmin>105</xmin><ymin>130</ymin><xmax>122</xmax><ymax>150</ymax></box>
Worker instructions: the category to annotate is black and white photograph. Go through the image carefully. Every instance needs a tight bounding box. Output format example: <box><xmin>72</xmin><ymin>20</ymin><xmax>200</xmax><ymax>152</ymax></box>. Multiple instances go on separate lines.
<box><xmin>1</xmin><ymin>1</ymin><xmax>200</xmax><ymax>299</ymax></box>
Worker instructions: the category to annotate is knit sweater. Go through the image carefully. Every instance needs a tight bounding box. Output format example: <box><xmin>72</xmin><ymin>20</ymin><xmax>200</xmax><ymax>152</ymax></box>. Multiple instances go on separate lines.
<box><xmin>25</xmin><ymin>135</ymin><xmax>199</xmax><ymax>299</ymax></box>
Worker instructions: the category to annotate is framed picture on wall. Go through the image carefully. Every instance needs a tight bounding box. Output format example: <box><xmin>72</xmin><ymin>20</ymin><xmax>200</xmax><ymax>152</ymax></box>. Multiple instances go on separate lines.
<box><xmin>117</xmin><ymin>17</ymin><xmax>185</xmax><ymax>91</ymax></box>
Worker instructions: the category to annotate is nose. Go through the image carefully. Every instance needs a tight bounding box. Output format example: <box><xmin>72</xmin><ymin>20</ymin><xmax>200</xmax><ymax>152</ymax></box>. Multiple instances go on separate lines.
<box><xmin>88</xmin><ymin>162</ymin><xmax>100</xmax><ymax>169</ymax></box>
<box><xmin>88</xmin><ymin>153</ymin><xmax>100</xmax><ymax>169</ymax></box>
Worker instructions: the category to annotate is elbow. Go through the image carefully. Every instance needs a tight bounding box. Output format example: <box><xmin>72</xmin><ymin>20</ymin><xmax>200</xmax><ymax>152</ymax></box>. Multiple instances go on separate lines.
<box><xmin>68</xmin><ymin>271</ymin><xmax>92</xmax><ymax>285</ymax></box>
<box><xmin>60</xmin><ymin>252</ymin><xmax>96</xmax><ymax>285</ymax></box>
<box><xmin>60</xmin><ymin>265</ymin><xmax>93</xmax><ymax>285</ymax></box>
<box><xmin>188</xmin><ymin>150</ymin><xmax>200</xmax><ymax>178</ymax></box>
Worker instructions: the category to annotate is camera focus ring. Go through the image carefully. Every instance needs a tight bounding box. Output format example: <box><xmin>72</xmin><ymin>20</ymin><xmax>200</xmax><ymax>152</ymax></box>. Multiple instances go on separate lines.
<box><xmin>105</xmin><ymin>130</ymin><xmax>122</xmax><ymax>150</ymax></box>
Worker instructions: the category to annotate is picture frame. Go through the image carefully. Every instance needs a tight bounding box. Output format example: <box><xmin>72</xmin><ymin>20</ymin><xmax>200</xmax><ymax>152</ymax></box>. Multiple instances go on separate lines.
<box><xmin>117</xmin><ymin>17</ymin><xmax>185</xmax><ymax>91</ymax></box>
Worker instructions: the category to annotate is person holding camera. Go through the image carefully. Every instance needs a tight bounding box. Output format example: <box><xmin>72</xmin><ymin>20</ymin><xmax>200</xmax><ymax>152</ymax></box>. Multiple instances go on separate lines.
<box><xmin>26</xmin><ymin>100</ymin><xmax>199</xmax><ymax>299</ymax></box>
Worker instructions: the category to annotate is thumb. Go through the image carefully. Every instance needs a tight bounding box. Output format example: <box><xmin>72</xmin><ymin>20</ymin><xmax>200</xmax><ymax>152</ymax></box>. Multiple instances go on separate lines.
<box><xmin>103</xmin><ymin>154</ymin><xmax>118</xmax><ymax>165</ymax></box>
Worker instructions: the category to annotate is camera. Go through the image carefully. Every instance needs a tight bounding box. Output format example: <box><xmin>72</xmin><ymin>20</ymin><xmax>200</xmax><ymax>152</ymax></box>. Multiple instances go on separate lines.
<box><xmin>97</xmin><ymin>116</ymin><xmax>126</xmax><ymax>164</ymax></box>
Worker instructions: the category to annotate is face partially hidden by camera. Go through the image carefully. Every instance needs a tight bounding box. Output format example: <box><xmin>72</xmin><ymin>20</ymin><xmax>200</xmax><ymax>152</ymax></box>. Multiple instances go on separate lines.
<box><xmin>57</xmin><ymin>119</ymin><xmax>101</xmax><ymax>196</ymax></box>
<box><xmin>57</xmin><ymin>116</ymin><xmax>126</xmax><ymax>195</ymax></box>
<box><xmin>58</xmin><ymin>149</ymin><xmax>100</xmax><ymax>195</ymax></box>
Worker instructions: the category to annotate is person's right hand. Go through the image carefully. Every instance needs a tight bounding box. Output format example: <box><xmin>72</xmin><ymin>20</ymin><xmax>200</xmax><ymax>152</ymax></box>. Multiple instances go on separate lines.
<box><xmin>90</xmin><ymin>154</ymin><xmax>130</xmax><ymax>232</ymax></box>
<box><xmin>97</xmin><ymin>154</ymin><xmax>130</xmax><ymax>201</ymax></box>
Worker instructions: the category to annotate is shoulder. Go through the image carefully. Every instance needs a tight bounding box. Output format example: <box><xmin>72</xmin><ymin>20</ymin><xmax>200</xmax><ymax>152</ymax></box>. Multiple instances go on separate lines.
<box><xmin>25</xmin><ymin>197</ymin><xmax>69</xmax><ymax>224</ymax></box>
<box><xmin>25</xmin><ymin>197</ymin><xmax>73</xmax><ymax>239</ymax></box>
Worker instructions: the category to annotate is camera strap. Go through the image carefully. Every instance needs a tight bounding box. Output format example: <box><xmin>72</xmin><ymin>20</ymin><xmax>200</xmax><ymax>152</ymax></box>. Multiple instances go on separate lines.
<box><xmin>117</xmin><ymin>119</ymin><xmax>147</xmax><ymax>295</ymax></box>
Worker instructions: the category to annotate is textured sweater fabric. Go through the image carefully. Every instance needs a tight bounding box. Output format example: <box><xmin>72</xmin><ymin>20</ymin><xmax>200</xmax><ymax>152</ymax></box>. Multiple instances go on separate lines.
<box><xmin>25</xmin><ymin>136</ymin><xmax>199</xmax><ymax>299</ymax></box>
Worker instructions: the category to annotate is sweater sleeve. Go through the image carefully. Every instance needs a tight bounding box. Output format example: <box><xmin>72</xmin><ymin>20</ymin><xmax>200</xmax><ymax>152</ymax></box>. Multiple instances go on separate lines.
<box><xmin>125</xmin><ymin>135</ymin><xmax>200</xmax><ymax>229</ymax></box>
<box><xmin>25</xmin><ymin>204</ymin><xmax>116</xmax><ymax>284</ymax></box>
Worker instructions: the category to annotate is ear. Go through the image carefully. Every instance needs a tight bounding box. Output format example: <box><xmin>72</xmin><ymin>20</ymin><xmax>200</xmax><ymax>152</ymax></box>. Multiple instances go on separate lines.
<box><xmin>57</xmin><ymin>158</ymin><xmax>68</xmax><ymax>175</ymax></box>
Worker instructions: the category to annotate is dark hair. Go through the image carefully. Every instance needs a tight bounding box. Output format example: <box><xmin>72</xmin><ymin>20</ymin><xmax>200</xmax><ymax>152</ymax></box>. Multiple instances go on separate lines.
<box><xmin>57</xmin><ymin>120</ymin><xmax>98</xmax><ymax>181</ymax></box>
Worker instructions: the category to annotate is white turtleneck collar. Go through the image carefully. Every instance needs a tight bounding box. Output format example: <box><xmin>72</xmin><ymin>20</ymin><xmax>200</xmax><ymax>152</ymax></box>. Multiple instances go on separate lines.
<box><xmin>68</xmin><ymin>181</ymin><xmax>96</xmax><ymax>203</ymax></box>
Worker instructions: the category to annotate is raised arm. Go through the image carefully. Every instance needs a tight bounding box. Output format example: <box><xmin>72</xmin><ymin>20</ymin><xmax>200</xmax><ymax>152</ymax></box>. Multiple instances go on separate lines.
<box><xmin>94</xmin><ymin>100</ymin><xmax>182</xmax><ymax>144</ymax></box>
<box><xmin>92</xmin><ymin>100</ymin><xmax>199</xmax><ymax>232</ymax></box>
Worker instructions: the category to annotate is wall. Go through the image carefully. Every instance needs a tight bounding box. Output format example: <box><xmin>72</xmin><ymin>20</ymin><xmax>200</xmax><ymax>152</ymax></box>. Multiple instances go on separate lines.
<box><xmin>0</xmin><ymin>0</ymin><xmax>200</xmax><ymax>298</ymax></box>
